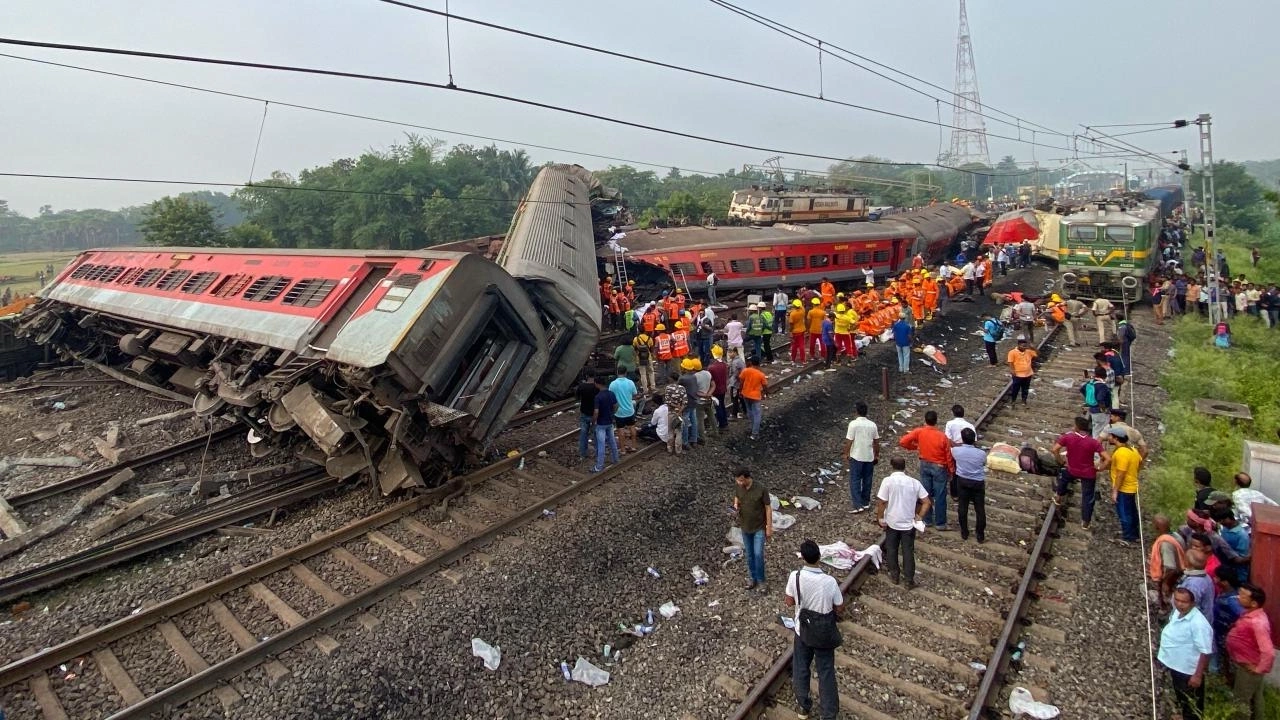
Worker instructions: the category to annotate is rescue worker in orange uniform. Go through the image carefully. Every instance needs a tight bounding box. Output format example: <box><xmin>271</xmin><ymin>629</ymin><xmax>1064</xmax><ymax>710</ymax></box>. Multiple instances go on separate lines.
<box><xmin>675</xmin><ymin>292</ymin><xmax>687</xmax><ymax>314</ymax></box>
<box><xmin>922</xmin><ymin>274</ymin><xmax>940</xmax><ymax>320</ymax></box>
<box><xmin>641</xmin><ymin>305</ymin><xmax>660</xmax><ymax>335</ymax></box>
<box><xmin>624</xmin><ymin>280</ymin><xmax>636</xmax><ymax>304</ymax></box>
<box><xmin>670</xmin><ymin>321</ymin><xmax>691</xmax><ymax>381</ymax></box>
<box><xmin>662</xmin><ymin>294</ymin><xmax>679</xmax><ymax>326</ymax></box>
<box><xmin>806</xmin><ymin>297</ymin><xmax>826</xmax><ymax>360</ymax></box>
<box><xmin>787</xmin><ymin>299</ymin><xmax>807</xmax><ymax>363</ymax></box>
<box><xmin>608</xmin><ymin>289</ymin><xmax>622</xmax><ymax>331</ymax></box>
<box><xmin>653</xmin><ymin>324</ymin><xmax>673</xmax><ymax>385</ymax></box>
<box><xmin>907</xmin><ymin>280</ymin><xmax>926</xmax><ymax>326</ymax></box>
<box><xmin>819</xmin><ymin>277</ymin><xmax>836</xmax><ymax>308</ymax></box>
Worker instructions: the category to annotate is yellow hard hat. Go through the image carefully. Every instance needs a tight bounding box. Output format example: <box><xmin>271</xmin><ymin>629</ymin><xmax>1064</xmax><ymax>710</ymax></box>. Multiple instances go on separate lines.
<box><xmin>865</xmin><ymin>280</ymin><xmax>874</xmax><ymax>286</ymax></box>
<box><xmin>891</xmin><ymin>298</ymin><xmax>900</xmax><ymax>304</ymax></box>
<box><xmin>922</xmin><ymin>271</ymin><xmax>931</xmax><ymax>278</ymax></box>
<box><xmin>1051</xmin><ymin>293</ymin><xmax>1062</xmax><ymax>302</ymax></box>
<box><xmin>792</xmin><ymin>299</ymin><xmax>802</xmax><ymax>307</ymax></box>
<box><xmin>811</xmin><ymin>297</ymin><xmax>821</xmax><ymax>305</ymax></box>
<box><xmin>837</xmin><ymin>292</ymin><xmax>846</xmax><ymax>298</ymax></box>
<box><xmin>681</xmin><ymin>358</ymin><xmax>698</xmax><ymax>371</ymax></box>
<box><xmin>674</xmin><ymin>321</ymin><xmax>684</xmax><ymax>329</ymax></box>
<box><xmin>711</xmin><ymin>345</ymin><xmax>724</xmax><ymax>358</ymax></box>
<box><xmin>655</xmin><ymin>324</ymin><xmax>666</xmax><ymax>331</ymax></box>
<box><xmin>837</xmin><ymin>303</ymin><xmax>847</xmax><ymax>312</ymax></box>
<box><xmin>627</xmin><ymin>280</ymin><xmax>635</xmax><ymax>285</ymax></box>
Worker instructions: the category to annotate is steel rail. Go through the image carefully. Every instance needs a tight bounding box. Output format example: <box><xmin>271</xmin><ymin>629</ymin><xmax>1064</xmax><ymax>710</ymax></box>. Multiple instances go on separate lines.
<box><xmin>727</xmin><ymin>325</ymin><xmax>1064</xmax><ymax>720</ymax></box>
<box><xmin>0</xmin><ymin>429</ymin><xmax>577</xmax><ymax>688</ymax></box>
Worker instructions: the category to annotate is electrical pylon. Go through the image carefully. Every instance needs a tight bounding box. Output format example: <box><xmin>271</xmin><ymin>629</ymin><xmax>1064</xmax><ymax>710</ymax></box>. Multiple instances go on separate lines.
<box><xmin>945</xmin><ymin>0</ymin><xmax>990</xmax><ymax>167</ymax></box>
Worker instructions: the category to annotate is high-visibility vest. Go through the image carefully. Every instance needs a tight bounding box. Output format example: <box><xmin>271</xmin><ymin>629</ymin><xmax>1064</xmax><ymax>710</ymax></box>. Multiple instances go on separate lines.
<box><xmin>671</xmin><ymin>331</ymin><xmax>690</xmax><ymax>357</ymax></box>
<box><xmin>760</xmin><ymin>311</ymin><xmax>774</xmax><ymax>334</ymax></box>
<box><xmin>642</xmin><ymin>311</ymin><xmax>658</xmax><ymax>333</ymax></box>
<box><xmin>655</xmin><ymin>333</ymin><xmax>673</xmax><ymax>360</ymax></box>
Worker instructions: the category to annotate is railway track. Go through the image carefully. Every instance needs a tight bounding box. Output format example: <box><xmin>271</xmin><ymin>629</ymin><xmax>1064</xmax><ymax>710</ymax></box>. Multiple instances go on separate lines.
<box><xmin>0</xmin><ymin>357</ymin><xmax>827</xmax><ymax>720</ymax></box>
<box><xmin>723</xmin><ymin>325</ymin><xmax>1106</xmax><ymax>720</ymax></box>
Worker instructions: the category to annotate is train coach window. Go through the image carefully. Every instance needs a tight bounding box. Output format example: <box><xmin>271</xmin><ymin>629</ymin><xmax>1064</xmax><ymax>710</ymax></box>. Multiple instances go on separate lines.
<box><xmin>757</xmin><ymin>257</ymin><xmax>780</xmax><ymax>272</ymax></box>
<box><xmin>730</xmin><ymin>259</ymin><xmax>755</xmax><ymax>274</ymax></box>
<box><xmin>669</xmin><ymin>262</ymin><xmax>698</xmax><ymax>278</ymax></box>
<box><xmin>809</xmin><ymin>254</ymin><xmax>830</xmax><ymax>269</ymax></box>
<box><xmin>211</xmin><ymin>273</ymin><xmax>254</xmax><ymax>298</ymax></box>
<box><xmin>283</xmin><ymin>278</ymin><xmax>338</xmax><ymax>307</ymax></box>
<box><xmin>99</xmin><ymin>266</ymin><xmax>126</xmax><ymax>283</ymax></box>
<box><xmin>134</xmin><ymin>268</ymin><xmax>164</xmax><ymax>287</ymax></box>
<box><xmin>701</xmin><ymin>261</ymin><xmax>727</xmax><ymax>275</ymax></box>
<box><xmin>180</xmin><ymin>271</ymin><xmax>220</xmax><ymax>294</ymax></box>
<box><xmin>832</xmin><ymin>252</ymin><xmax>853</xmax><ymax>266</ymax></box>
<box><xmin>69</xmin><ymin>264</ymin><xmax>99</xmax><ymax>280</ymax></box>
<box><xmin>156</xmin><ymin>270</ymin><xmax>192</xmax><ymax>292</ymax></box>
<box><xmin>117</xmin><ymin>267</ymin><xmax>144</xmax><ymax>285</ymax></box>
<box><xmin>243</xmin><ymin>275</ymin><xmax>293</xmax><ymax>302</ymax></box>
<box><xmin>785</xmin><ymin>256</ymin><xmax>806</xmax><ymax>271</ymax></box>
<box><xmin>853</xmin><ymin>251</ymin><xmax>871</xmax><ymax>264</ymax></box>
<box><xmin>872</xmin><ymin>250</ymin><xmax>891</xmax><ymax>263</ymax></box>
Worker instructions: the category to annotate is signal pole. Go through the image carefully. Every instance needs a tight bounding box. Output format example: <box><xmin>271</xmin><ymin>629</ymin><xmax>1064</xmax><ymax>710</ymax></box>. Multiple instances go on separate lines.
<box><xmin>1196</xmin><ymin>114</ymin><xmax>1220</xmax><ymax>324</ymax></box>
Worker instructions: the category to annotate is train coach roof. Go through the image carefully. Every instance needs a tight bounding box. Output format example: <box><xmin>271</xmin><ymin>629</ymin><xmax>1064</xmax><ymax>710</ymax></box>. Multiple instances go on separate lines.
<box><xmin>81</xmin><ymin>247</ymin><xmax>473</xmax><ymax>261</ymax></box>
<box><xmin>612</xmin><ymin>221</ymin><xmax>916</xmax><ymax>254</ymax></box>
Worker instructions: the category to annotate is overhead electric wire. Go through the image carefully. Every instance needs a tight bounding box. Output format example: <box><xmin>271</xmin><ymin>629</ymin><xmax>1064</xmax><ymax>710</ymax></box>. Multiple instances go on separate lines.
<box><xmin>0</xmin><ymin>52</ymin><xmax>731</xmax><ymax>179</ymax></box>
<box><xmin>705</xmin><ymin>0</ymin><xmax>1071</xmax><ymax>140</ymax></box>
<box><xmin>370</xmin><ymin>0</ymin><xmax>1083</xmax><ymax>155</ymax></box>
<box><xmin>0</xmin><ymin>37</ymin><xmax>1056</xmax><ymax>177</ymax></box>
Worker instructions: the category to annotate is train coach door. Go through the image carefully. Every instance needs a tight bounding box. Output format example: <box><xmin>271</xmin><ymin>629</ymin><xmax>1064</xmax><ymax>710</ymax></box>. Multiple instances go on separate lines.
<box><xmin>891</xmin><ymin>239</ymin><xmax>906</xmax><ymax>273</ymax></box>
<box><xmin>311</xmin><ymin>265</ymin><xmax>393</xmax><ymax>349</ymax></box>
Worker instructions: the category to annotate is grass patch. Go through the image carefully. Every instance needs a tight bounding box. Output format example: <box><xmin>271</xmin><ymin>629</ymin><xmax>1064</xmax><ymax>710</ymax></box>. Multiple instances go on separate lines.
<box><xmin>0</xmin><ymin>251</ymin><xmax>77</xmax><ymax>296</ymax></box>
<box><xmin>1146</xmin><ymin>310</ymin><xmax>1280</xmax><ymax>518</ymax></box>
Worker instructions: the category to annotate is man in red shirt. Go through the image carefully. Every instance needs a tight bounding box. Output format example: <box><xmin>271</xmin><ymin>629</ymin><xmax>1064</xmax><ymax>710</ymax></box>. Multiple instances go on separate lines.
<box><xmin>899</xmin><ymin>410</ymin><xmax>955</xmax><ymax>530</ymax></box>
<box><xmin>1051</xmin><ymin>416</ymin><xmax>1108</xmax><ymax>529</ymax></box>
<box><xmin>1227</xmin><ymin>583</ymin><xmax>1275</xmax><ymax>718</ymax></box>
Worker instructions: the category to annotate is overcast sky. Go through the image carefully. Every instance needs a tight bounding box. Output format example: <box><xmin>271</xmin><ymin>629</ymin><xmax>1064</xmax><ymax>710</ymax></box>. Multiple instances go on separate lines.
<box><xmin>1</xmin><ymin>0</ymin><xmax>1275</xmax><ymax>215</ymax></box>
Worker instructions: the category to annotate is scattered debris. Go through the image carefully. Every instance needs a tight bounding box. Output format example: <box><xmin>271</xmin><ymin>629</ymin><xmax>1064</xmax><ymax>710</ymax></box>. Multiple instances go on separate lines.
<box><xmin>570</xmin><ymin>657</ymin><xmax>610</xmax><ymax>687</ymax></box>
<box><xmin>470</xmin><ymin>638</ymin><xmax>501</xmax><ymax>671</ymax></box>
<box><xmin>0</xmin><ymin>468</ymin><xmax>134</xmax><ymax>561</ymax></box>
<box><xmin>86</xmin><ymin>493</ymin><xmax>167</xmax><ymax>540</ymax></box>
<box><xmin>134</xmin><ymin>408</ymin><xmax>196</xmax><ymax>427</ymax></box>
<box><xmin>658</xmin><ymin>601</ymin><xmax>680</xmax><ymax>619</ymax></box>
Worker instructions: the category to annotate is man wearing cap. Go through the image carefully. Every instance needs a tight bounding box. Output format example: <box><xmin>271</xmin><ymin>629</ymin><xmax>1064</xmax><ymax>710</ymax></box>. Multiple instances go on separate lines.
<box><xmin>1006</xmin><ymin>336</ymin><xmax>1038</xmax><ymax>404</ymax></box>
<box><xmin>708</xmin><ymin>345</ymin><xmax>730</xmax><ymax>431</ymax></box>
<box><xmin>1108</xmin><ymin>426</ymin><xmax>1141</xmax><ymax>545</ymax></box>
<box><xmin>1098</xmin><ymin>407</ymin><xmax>1147</xmax><ymax>458</ymax></box>
<box><xmin>677</xmin><ymin>358</ymin><xmax>702</xmax><ymax>450</ymax></box>
<box><xmin>788</xmin><ymin>299</ymin><xmax>807</xmax><ymax>364</ymax></box>
<box><xmin>745</xmin><ymin>305</ymin><xmax>766</xmax><ymax>362</ymax></box>
<box><xmin>1091</xmin><ymin>296</ymin><xmax>1116</xmax><ymax>344</ymax></box>
<box><xmin>807</xmin><ymin>297</ymin><xmax>826</xmax><ymax>360</ymax></box>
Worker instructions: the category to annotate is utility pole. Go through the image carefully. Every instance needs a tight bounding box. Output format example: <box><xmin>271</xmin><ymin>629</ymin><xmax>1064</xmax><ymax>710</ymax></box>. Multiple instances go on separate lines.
<box><xmin>1196</xmin><ymin>114</ymin><xmax>1219</xmax><ymax>324</ymax></box>
<box><xmin>1178</xmin><ymin>150</ymin><xmax>1191</xmax><ymax>226</ymax></box>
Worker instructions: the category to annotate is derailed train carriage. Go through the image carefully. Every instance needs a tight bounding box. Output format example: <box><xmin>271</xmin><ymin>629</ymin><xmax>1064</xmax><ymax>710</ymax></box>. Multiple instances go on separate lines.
<box><xmin>17</xmin><ymin>165</ymin><xmax>606</xmax><ymax>494</ymax></box>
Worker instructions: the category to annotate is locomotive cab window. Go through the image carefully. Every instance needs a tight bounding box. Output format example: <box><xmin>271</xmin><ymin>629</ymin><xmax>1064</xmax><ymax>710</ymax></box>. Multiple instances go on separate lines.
<box><xmin>730</xmin><ymin>259</ymin><xmax>755</xmax><ymax>274</ymax></box>
<box><xmin>1104</xmin><ymin>226</ymin><xmax>1135</xmax><ymax>242</ymax></box>
<box><xmin>1068</xmin><ymin>226</ymin><xmax>1100</xmax><ymax>241</ymax></box>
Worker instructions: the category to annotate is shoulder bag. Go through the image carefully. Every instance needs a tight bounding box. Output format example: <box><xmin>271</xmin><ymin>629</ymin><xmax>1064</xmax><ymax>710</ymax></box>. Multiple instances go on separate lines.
<box><xmin>794</xmin><ymin>569</ymin><xmax>842</xmax><ymax>649</ymax></box>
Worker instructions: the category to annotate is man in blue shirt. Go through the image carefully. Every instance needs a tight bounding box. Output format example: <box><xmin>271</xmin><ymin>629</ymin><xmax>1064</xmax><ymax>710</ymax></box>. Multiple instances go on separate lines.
<box><xmin>590</xmin><ymin>377</ymin><xmax>620</xmax><ymax>473</ymax></box>
<box><xmin>608</xmin><ymin>371</ymin><xmax>639</xmax><ymax>454</ymax></box>
<box><xmin>892</xmin><ymin>313</ymin><xmax>913</xmax><ymax>374</ymax></box>
<box><xmin>950</xmin><ymin>428</ymin><xmax>988</xmax><ymax>543</ymax></box>
<box><xmin>1214</xmin><ymin>508</ymin><xmax>1252</xmax><ymax>584</ymax></box>
<box><xmin>980</xmin><ymin>312</ymin><xmax>1001</xmax><ymax>366</ymax></box>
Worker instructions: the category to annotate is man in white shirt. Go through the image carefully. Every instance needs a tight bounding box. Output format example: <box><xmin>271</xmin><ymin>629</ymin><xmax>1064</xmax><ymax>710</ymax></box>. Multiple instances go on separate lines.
<box><xmin>876</xmin><ymin>457</ymin><xmax>931</xmax><ymax>588</ymax></box>
<box><xmin>724</xmin><ymin>314</ymin><xmax>745</xmax><ymax>354</ymax></box>
<box><xmin>840</xmin><ymin>401</ymin><xmax>880</xmax><ymax>513</ymax></box>
<box><xmin>862</xmin><ymin>266</ymin><xmax>876</xmax><ymax>287</ymax></box>
<box><xmin>637</xmin><ymin>393</ymin><xmax>671</xmax><ymax>445</ymax></box>
<box><xmin>1233</xmin><ymin>472</ymin><xmax>1278</xmax><ymax>526</ymax></box>
<box><xmin>961</xmin><ymin>262</ymin><xmax>976</xmax><ymax>295</ymax></box>
<box><xmin>945</xmin><ymin>404</ymin><xmax>975</xmax><ymax>446</ymax></box>
<box><xmin>973</xmin><ymin>257</ymin><xmax>987</xmax><ymax>296</ymax></box>
<box><xmin>706</xmin><ymin>272</ymin><xmax>719</xmax><ymax>307</ymax></box>
<box><xmin>772</xmin><ymin>286</ymin><xmax>789</xmax><ymax>334</ymax></box>
<box><xmin>785</xmin><ymin>539</ymin><xmax>844</xmax><ymax>720</ymax></box>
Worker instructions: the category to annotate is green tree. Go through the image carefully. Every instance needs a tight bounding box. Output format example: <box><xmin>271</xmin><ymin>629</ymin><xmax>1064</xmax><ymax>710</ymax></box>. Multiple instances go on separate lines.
<box><xmin>654</xmin><ymin>190</ymin><xmax>706</xmax><ymax>222</ymax></box>
<box><xmin>1192</xmin><ymin>161</ymin><xmax>1270</xmax><ymax>233</ymax></box>
<box><xmin>226</xmin><ymin>222</ymin><xmax>276</xmax><ymax>248</ymax></box>
<box><xmin>138</xmin><ymin>196</ymin><xmax>224</xmax><ymax>246</ymax></box>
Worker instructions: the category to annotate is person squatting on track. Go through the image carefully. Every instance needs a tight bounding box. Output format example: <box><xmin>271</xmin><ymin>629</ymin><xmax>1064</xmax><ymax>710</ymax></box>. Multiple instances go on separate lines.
<box><xmin>734</xmin><ymin>467</ymin><xmax>772</xmax><ymax>594</ymax></box>
<box><xmin>785</xmin><ymin>539</ymin><xmax>845</xmax><ymax>720</ymax></box>
<box><xmin>875</xmin><ymin>457</ymin><xmax>931</xmax><ymax>589</ymax></box>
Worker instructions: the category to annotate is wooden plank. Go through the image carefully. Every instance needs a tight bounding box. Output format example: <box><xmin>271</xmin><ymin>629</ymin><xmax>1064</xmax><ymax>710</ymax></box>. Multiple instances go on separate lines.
<box><xmin>86</xmin><ymin>494</ymin><xmax>167</xmax><ymax>540</ymax></box>
<box><xmin>157</xmin><ymin>621</ymin><xmax>242</xmax><ymax>709</ymax></box>
<box><xmin>0</xmin><ymin>469</ymin><xmax>134</xmax><ymax>561</ymax></box>
<box><xmin>207</xmin><ymin>600</ymin><xmax>289</xmax><ymax>682</ymax></box>
<box><xmin>366</xmin><ymin>531</ymin><xmax>427</xmax><ymax>564</ymax></box>
<box><xmin>832</xmin><ymin>652</ymin><xmax>958</xmax><ymax>712</ymax></box>
<box><xmin>246</xmin><ymin>582</ymin><xmax>340</xmax><ymax>655</ymax></box>
<box><xmin>399</xmin><ymin>517</ymin><xmax>458</xmax><ymax>550</ymax></box>
<box><xmin>29</xmin><ymin>671</ymin><xmax>70</xmax><ymax>720</ymax></box>
<box><xmin>484</xmin><ymin>477</ymin><xmax>531</xmax><ymax>501</ymax></box>
<box><xmin>289</xmin><ymin>563</ymin><xmax>347</xmax><ymax>606</ymax></box>
<box><xmin>857</xmin><ymin>596</ymin><xmax>983</xmax><ymax>648</ymax></box>
<box><xmin>839</xmin><ymin>621</ymin><xmax>977</xmax><ymax>682</ymax></box>
<box><xmin>91</xmin><ymin>648</ymin><xmax>145</xmax><ymax>706</ymax></box>
<box><xmin>216</xmin><ymin>526</ymin><xmax>276</xmax><ymax>538</ymax></box>
<box><xmin>329</xmin><ymin>547</ymin><xmax>388</xmax><ymax>584</ymax></box>
<box><xmin>0</xmin><ymin>495</ymin><xmax>29</xmax><ymax>538</ymax></box>
<box><xmin>446</xmin><ymin>509</ymin><xmax>489</xmax><ymax>534</ymax></box>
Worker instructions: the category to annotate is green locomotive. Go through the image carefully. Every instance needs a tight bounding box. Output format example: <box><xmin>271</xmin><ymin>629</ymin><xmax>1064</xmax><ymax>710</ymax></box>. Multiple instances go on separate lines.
<box><xmin>1057</xmin><ymin>199</ymin><xmax>1160</xmax><ymax>302</ymax></box>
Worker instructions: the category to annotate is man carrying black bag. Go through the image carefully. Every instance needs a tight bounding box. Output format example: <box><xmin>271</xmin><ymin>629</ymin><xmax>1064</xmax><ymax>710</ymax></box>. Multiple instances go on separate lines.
<box><xmin>784</xmin><ymin>539</ymin><xmax>845</xmax><ymax>720</ymax></box>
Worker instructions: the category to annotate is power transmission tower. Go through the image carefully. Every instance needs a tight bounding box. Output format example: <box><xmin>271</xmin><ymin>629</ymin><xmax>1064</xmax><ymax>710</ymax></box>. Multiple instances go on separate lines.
<box><xmin>944</xmin><ymin>0</ymin><xmax>990</xmax><ymax>168</ymax></box>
